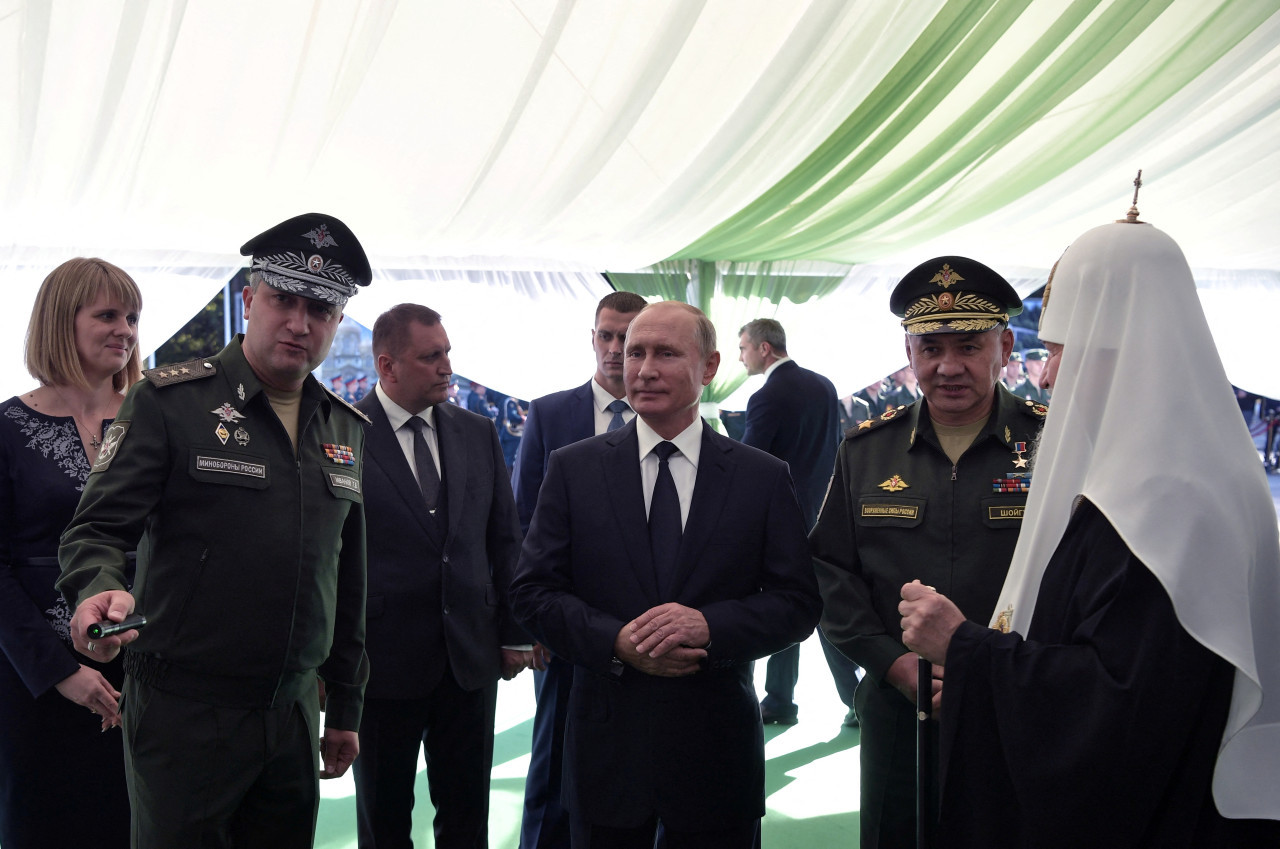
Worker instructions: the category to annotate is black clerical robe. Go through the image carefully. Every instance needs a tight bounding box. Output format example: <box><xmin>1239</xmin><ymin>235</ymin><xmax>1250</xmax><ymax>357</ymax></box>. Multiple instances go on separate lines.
<box><xmin>939</xmin><ymin>499</ymin><xmax>1280</xmax><ymax>848</ymax></box>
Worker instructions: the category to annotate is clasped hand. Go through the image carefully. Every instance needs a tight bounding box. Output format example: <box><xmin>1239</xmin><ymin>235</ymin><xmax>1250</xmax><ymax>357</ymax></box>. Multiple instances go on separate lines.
<box><xmin>613</xmin><ymin>603</ymin><xmax>709</xmax><ymax>677</ymax></box>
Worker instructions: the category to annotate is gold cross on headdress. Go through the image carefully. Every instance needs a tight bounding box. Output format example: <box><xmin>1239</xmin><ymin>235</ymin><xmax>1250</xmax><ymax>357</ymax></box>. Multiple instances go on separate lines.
<box><xmin>1119</xmin><ymin>169</ymin><xmax>1143</xmax><ymax>223</ymax></box>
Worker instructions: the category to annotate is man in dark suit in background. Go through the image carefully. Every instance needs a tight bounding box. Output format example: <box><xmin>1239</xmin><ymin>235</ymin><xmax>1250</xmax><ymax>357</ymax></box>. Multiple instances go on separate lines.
<box><xmin>511</xmin><ymin>301</ymin><xmax>822</xmax><ymax>848</ymax></box>
<box><xmin>738</xmin><ymin>319</ymin><xmax>862</xmax><ymax>728</ymax></box>
<box><xmin>355</xmin><ymin>304</ymin><xmax>531</xmax><ymax>849</ymax></box>
<box><xmin>511</xmin><ymin>289</ymin><xmax>647</xmax><ymax>849</ymax></box>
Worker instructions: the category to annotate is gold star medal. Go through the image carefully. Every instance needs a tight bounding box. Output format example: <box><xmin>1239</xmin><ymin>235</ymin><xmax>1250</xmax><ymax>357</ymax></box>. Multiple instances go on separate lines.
<box><xmin>1011</xmin><ymin>441</ymin><xmax>1029</xmax><ymax>468</ymax></box>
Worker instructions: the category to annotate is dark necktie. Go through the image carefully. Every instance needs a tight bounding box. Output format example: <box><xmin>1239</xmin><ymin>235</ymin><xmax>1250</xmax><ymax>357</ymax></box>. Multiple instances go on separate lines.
<box><xmin>649</xmin><ymin>441</ymin><xmax>682</xmax><ymax>597</ymax></box>
<box><xmin>404</xmin><ymin>417</ymin><xmax>441</xmax><ymax>512</ymax></box>
<box><xmin>606</xmin><ymin>399</ymin><xmax>630</xmax><ymax>432</ymax></box>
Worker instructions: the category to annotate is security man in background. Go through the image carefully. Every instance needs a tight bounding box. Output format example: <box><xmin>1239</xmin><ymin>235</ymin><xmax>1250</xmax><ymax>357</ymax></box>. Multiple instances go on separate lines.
<box><xmin>809</xmin><ymin>256</ymin><xmax>1046</xmax><ymax>849</ymax></box>
<box><xmin>57</xmin><ymin>213</ymin><xmax>372</xmax><ymax>849</ymax></box>
<box><xmin>1014</xmin><ymin>348</ymin><xmax>1052</xmax><ymax>402</ymax></box>
<box><xmin>737</xmin><ymin>318</ymin><xmax>861</xmax><ymax>728</ymax></box>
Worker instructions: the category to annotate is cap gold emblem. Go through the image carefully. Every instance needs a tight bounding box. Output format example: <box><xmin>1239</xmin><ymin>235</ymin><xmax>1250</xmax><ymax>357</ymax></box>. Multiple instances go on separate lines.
<box><xmin>929</xmin><ymin>263</ymin><xmax>964</xmax><ymax>290</ymax></box>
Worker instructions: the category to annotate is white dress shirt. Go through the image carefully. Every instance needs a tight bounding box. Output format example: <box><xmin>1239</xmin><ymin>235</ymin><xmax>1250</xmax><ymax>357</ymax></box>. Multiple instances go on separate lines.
<box><xmin>635</xmin><ymin>416</ymin><xmax>701</xmax><ymax>529</ymax></box>
<box><xmin>375</xmin><ymin>382</ymin><xmax>441</xmax><ymax>482</ymax></box>
<box><xmin>591</xmin><ymin>377</ymin><xmax>635</xmax><ymax>436</ymax></box>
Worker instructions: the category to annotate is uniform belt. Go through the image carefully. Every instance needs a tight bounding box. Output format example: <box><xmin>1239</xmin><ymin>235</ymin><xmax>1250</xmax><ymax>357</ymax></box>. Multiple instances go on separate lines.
<box><xmin>123</xmin><ymin>650</ymin><xmax>313</xmax><ymax>710</ymax></box>
<box><xmin>12</xmin><ymin>553</ymin><xmax>137</xmax><ymax>568</ymax></box>
<box><xmin>12</xmin><ymin>556</ymin><xmax>60</xmax><ymax>567</ymax></box>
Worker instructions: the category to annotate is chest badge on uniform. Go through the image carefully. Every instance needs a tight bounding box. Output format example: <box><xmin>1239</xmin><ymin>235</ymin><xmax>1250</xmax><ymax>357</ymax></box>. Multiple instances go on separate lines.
<box><xmin>211</xmin><ymin>403</ymin><xmax>246</xmax><ymax>423</ymax></box>
<box><xmin>1011</xmin><ymin>441</ymin><xmax>1029</xmax><ymax>468</ymax></box>
<box><xmin>992</xmin><ymin>474</ymin><xmax>1030</xmax><ymax>494</ymax></box>
<box><xmin>234</xmin><ymin>427</ymin><xmax>250</xmax><ymax>446</ymax></box>
<box><xmin>211</xmin><ymin>403</ymin><xmax>246</xmax><ymax>446</ymax></box>
<box><xmin>323</xmin><ymin>443</ymin><xmax>356</xmax><ymax>465</ymax></box>
<box><xmin>878</xmin><ymin>474</ymin><xmax>910</xmax><ymax>492</ymax></box>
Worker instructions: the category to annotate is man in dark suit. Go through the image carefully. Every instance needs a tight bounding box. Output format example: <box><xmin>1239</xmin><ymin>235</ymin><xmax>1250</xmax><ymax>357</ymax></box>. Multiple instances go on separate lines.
<box><xmin>354</xmin><ymin>304</ymin><xmax>530</xmax><ymax>849</ymax></box>
<box><xmin>512</xmin><ymin>290</ymin><xmax>647</xmax><ymax>849</ymax></box>
<box><xmin>511</xmin><ymin>301</ymin><xmax>823</xmax><ymax>848</ymax></box>
<box><xmin>738</xmin><ymin>318</ymin><xmax>862</xmax><ymax>728</ymax></box>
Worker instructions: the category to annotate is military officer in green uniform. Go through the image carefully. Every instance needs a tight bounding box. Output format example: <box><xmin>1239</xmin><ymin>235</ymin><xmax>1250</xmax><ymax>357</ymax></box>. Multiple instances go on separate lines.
<box><xmin>810</xmin><ymin>256</ymin><xmax>1046</xmax><ymax>849</ymax></box>
<box><xmin>1014</xmin><ymin>347</ymin><xmax>1052</xmax><ymax>402</ymax></box>
<box><xmin>57</xmin><ymin>213</ymin><xmax>373</xmax><ymax>849</ymax></box>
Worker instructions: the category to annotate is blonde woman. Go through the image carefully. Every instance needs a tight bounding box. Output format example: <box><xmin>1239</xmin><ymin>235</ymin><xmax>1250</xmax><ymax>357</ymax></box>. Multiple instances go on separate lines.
<box><xmin>0</xmin><ymin>258</ymin><xmax>142</xmax><ymax>848</ymax></box>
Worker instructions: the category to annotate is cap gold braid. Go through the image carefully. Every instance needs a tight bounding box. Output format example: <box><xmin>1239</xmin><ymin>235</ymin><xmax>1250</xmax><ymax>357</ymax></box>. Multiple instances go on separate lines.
<box><xmin>900</xmin><ymin>290</ymin><xmax>1009</xmax><ymax>332</ymax></box>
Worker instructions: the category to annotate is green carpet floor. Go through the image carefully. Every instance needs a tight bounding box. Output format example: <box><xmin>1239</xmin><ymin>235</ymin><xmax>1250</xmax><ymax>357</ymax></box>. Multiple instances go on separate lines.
<box><xmin>314</xmin><ymin>632</ymin><xmax>861</xmax><ymax>847</ymax></box>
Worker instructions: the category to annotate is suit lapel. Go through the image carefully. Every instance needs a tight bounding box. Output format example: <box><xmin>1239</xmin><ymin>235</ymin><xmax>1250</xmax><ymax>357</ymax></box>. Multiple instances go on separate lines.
<box><xmin>669</xmin><ymin>426</ymin><xmax>734</xmax><ymax>598</ymax></box>
<box><xmin>435</xmin><ymin>403</ymin><xmax>469</xmax><ymax>545</ymax></box>
<box><xmin>357</xmin><ymin>394</ymin><xmax>442</xmax><ymax>547</ymax></box>
<box><xmin>571</xmin><ymin>380</ymin><xmax>595</xmax><ymax>440</ymax></box>
<box><xmin>603</xmin><ymin>421</ymin><xmax>660</xmax><ymax>603</ymax></box>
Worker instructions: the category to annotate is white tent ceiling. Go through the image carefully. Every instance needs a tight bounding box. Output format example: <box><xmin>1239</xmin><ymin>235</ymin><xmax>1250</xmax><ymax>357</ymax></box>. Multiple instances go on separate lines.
<box><xmin>3</xmin><ymin>0</ymin><xmax>1279</xmax><ymax>402</ymax></box>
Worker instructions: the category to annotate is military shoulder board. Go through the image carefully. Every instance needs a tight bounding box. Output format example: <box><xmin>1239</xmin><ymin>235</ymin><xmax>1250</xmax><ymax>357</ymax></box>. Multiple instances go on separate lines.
<box><xmin>325</xmin><ymin>387</ymin><xmax>371</xmax><ymax>424</ymax></box>
<box><xmin>1022</xmin><ymin>399</ymin><xmax>1049</xmax><ymax>418</ymax></box>
<box><xmin>849</xmin><ymin>404</ymin><xmax>909</xmax><ymax>438</ymax></box>
<box><xmin>144</xmin><ymin>359</ymin><xmax>216</xmax><ymax>387</ymax></box>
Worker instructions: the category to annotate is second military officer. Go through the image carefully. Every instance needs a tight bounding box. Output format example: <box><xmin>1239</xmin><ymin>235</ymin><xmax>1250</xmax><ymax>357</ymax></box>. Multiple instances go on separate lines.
<box><xmin>810</xmin><ymin>256</ymin><xmax>1047</xmax><ymax>849</ymax></box>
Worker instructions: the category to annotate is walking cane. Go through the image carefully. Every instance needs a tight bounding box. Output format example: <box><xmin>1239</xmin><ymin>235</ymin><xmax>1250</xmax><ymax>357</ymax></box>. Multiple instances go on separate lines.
<box><xmin>917</xmin><ymin>655</ymin><xmax>935</xmax><ymax>849</ymax></box>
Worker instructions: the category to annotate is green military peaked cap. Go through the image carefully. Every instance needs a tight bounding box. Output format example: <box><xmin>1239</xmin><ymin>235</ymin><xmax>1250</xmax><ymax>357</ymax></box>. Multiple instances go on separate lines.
<box><xmin>889</xmin><ymin>256</ymin><xmax>1022</xmax><ymax>335</ymax></box>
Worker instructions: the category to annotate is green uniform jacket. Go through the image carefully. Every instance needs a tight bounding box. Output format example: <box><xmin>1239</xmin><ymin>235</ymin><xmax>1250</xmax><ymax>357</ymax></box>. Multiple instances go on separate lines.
<box><xmin>1012</xmin><ymin>379</ymin><xmax>1050</xmax><ymax>403</ymax></box>
<box><xmin>57</xmin><ymin>336</ymin><xmax>369</xmax><ymax>730</ymax></box>
<box><xmin>811</xmin><ymin>385</ymin><xmax>1047</xmax><ymax>684</ymax></box>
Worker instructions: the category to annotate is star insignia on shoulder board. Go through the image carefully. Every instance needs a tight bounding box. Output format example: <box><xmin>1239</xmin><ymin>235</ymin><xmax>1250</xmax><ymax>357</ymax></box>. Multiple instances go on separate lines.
<box><xmin>179</xmin><ymin>366</ymin><xmax>190</xmax><ymax>375</ymax></box>
<box><xmin>858</xmin><ymin>419</ymin><xmax>874</xmax><ymax>430</ymax></box>
<box><xmin>878</xmin><ymin>475</ymin><xmax>910</xmax><ymax>492</ymax></box>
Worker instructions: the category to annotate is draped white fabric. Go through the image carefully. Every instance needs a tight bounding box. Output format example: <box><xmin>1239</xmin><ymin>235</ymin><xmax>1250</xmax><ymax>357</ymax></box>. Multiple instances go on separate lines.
<box><xmin>3</xmin><ymin>1</ymin><xmax>1280</xmax><ymax>402</ymax></box>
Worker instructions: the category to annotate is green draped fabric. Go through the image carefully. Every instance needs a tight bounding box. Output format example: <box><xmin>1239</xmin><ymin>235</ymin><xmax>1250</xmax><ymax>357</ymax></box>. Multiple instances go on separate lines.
<box><xmin>607</xmin><ymin>260</ymin><xmax>853</xmax><ymax>420</ymax></box>
<box><xmin>670</xmin><ymin>0</ymin><xmax>1274</xmax><ymax>263</ymax></box>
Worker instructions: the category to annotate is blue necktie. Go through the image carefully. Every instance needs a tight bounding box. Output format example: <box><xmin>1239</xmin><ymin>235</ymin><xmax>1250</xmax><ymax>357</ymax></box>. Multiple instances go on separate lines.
<box><xmin>649</xmin><ymin>442</ymin><xmax>682</xmax><ymax>597</ymax></box>
<box><xmin>606</xmin><ymin>399</ymin><xmax>630</xmax><ymax>432</ymax></box>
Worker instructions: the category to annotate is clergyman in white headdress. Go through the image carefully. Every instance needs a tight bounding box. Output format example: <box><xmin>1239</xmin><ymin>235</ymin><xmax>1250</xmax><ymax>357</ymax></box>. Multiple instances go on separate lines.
<box><xmin>898</xmin><ymin>196</ymin><xmax>1280</xmax><ymax>847</ymax></box>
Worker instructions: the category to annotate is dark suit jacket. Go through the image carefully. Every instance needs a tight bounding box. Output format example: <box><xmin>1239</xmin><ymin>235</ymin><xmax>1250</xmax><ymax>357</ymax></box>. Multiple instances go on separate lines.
<box><xmin>509</xmin><ymin>421</ymin><xmax>822</xmax><ymax>830</ymax></box>
<box><xmin>512</xmin><ymin>379</ymin><xmax>595</xmax><ymax>534</ymax></box>
<box><xmin>740</xmin><ymin>359</ymin><xmax>840</xmax><ymax>529</ymax></box>
<box><xmin>356</xmin><ymin>393</ymin><xmax>523</xmax><ymax>698</ymax></box>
